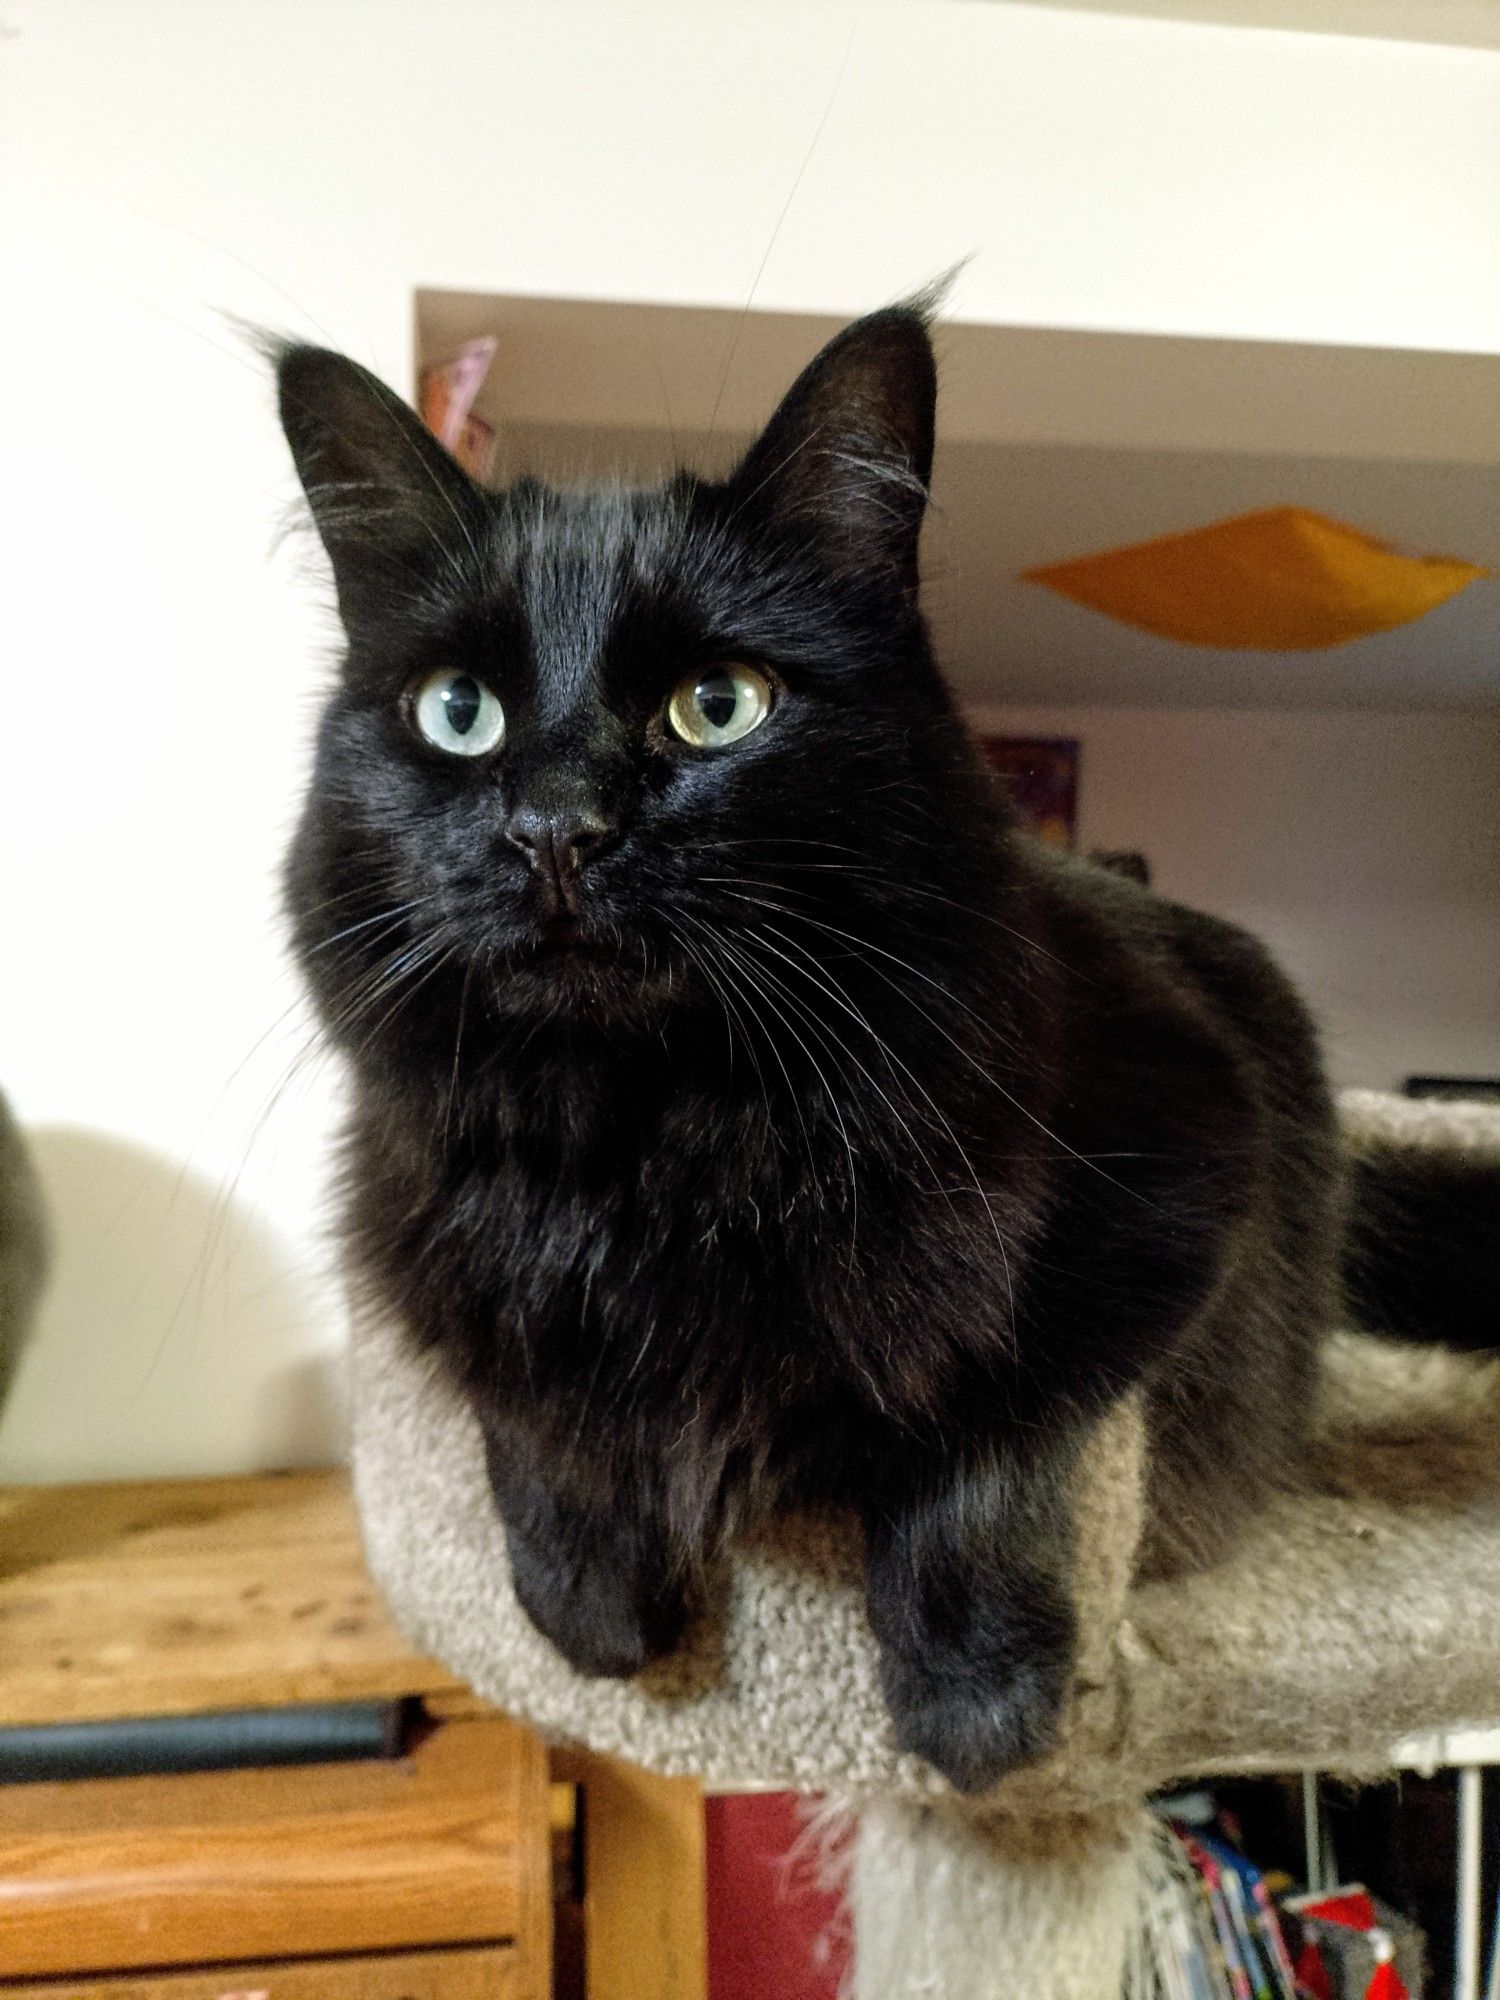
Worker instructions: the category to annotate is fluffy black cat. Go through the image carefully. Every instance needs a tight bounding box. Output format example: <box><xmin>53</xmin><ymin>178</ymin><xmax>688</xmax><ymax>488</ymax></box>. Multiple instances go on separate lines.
<box><xmin>276</xmin><ymin>307</ymin><xmax>1485</xmax><ymax>1794</ymax></box>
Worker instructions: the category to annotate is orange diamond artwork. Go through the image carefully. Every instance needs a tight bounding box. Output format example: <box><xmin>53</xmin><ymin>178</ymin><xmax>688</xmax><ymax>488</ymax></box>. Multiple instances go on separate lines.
<box><xmin>1020</xmin><ymin>506</ymin><xmax>1487</xmax><ymax>651</ymax></box>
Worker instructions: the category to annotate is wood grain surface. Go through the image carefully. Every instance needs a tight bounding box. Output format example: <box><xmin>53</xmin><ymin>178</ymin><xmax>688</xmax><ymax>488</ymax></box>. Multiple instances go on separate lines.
<box><xmin>0</xmin><ymin>1472</ymin><xmax>462</xmax><ymax>1727</ymax></box>
<box><xmin>0</xmin><ymin>1942</ymin><xmax>528</xmax><ymax>1999</ymax></box>
<box><xmin>554</xmin><ymin>1750</ymin><xmax>707</xmax><ymax>2000</ymax></box>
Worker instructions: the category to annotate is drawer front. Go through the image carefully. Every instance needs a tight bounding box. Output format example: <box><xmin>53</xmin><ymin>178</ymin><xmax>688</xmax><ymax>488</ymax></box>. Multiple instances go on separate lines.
<box><xmin>0</xmin><ymin>1942</ymin><xmax>528</xmax><ymax>1998</ymax></box>
<box><xmin>0</xmin><ymin>1720</ymin><xmax>549</xmax><ymax>1979</ymax></box>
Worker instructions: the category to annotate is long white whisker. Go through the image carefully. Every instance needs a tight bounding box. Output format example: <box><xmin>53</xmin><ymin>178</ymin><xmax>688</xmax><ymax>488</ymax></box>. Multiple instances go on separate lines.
<box><xmin>702</xmin><ymin>923</ymin><xmax>861</xmax><ymax>1263</ymax></box>
<box><xmin>662</xmin><ymin>917</ymin><xmax>776</xmax><ymax>1147</ymax></box>
<box><xmin>713</xmin><ymin>888</ymin><xmax>1149</xmax><ymax>1205</ymax></box>
<box><xmin>674</xmin><ymin>909</ymin><xmax>818</xmax><ymax>1199</ymax></box>
<box><xmin>735</xmin><ymin>922</ymin><xmax>1017</xmax><ymax>1340</ymax></box>
<box><xmin>701</xmin><ymin>863</ymin><xmax>1074</xmax><ymax>977</ymax></box>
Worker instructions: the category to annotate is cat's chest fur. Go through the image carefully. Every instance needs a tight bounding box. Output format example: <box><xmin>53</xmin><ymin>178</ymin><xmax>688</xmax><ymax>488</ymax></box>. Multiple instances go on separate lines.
<box><xmin>345</xmin><ymin>1035</ymin><xmax>1003</xmax><ymax>1447</ymax></box>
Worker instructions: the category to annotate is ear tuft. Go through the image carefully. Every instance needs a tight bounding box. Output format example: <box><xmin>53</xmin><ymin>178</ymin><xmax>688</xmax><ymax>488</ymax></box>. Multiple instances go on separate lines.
<box><xmin>726</xmin><ymin>305</ymin><xmax>938</xmax><ymax>588</ymax></box>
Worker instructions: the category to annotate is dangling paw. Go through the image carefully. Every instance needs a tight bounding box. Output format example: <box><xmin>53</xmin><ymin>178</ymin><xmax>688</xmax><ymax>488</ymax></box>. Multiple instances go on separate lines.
<box><xmin>505</xmin><ymin>1524</ymin><xmax>687</xmax><ymax>1680</ymax></box>
<box><xmin>877</xmin><ymin>1634</ymin><xmax>1073</xmax><ymax>1794</ymax></box>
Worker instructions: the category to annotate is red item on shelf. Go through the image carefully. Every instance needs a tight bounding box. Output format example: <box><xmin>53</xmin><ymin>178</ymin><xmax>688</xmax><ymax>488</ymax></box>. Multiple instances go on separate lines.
<box><xmin>1293</xmin><ymin>1887</ymin><xmax>1411</xmax><ymax>2000</ymax></box>
<box><xmin>1301</xmin><ymin>1891</ymin><xmax>1382</xmax><ymax>1931</ymax></box>
<box><xmin>1293</xmin><ymin>1940</ymin><xmax>1338</xmax><ymax>1999</ymax></box>
<box><xmin>1365</xmin><ymin>1960</ymin><xmax>1409</xmax><ymax>2000</ymax></box>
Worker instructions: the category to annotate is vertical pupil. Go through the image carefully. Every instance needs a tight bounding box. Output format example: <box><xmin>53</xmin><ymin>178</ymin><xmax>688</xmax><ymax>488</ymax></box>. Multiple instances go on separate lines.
<box><xmin>444</xmin><ymin>676</ymin><xmax>482</xmax><ymax>735</ymax></box>
<box><xmin>696</xmin><ymin>675</ymin><xmax>738</xmax><ymax>729</ymax></box>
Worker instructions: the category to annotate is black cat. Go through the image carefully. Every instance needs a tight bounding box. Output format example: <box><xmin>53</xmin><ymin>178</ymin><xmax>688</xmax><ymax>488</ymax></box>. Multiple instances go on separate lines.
<box><xmin>276</xmin><ymin>306</ymin><xmax>1486</xmax><ymax>1793</ymax></box>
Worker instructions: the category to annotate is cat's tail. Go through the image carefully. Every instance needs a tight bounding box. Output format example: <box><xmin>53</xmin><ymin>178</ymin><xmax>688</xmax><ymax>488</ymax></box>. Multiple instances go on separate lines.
<box><xmin>1339</xmin><ymin>1090</ymin><xmax>1499</xmax><ymax>1351</ymax></box>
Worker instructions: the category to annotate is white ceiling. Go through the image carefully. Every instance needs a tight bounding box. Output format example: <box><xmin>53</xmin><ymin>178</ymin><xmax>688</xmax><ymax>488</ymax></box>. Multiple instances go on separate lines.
<box><xmin>1008</xmin><ymin>0</ymin><xmax>1500</xmax><ymax>49</ymax></box>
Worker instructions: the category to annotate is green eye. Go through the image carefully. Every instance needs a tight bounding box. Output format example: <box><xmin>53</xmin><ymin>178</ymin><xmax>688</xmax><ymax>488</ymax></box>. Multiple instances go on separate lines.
<box><xmin>411</xmin><ymin>670</ymin><xmax>506</xmax><ymax>757</ymax></box>
<box><xmin>666</xmin><ymin>666</ymin><xmax>774</xmax><ymax>749</ymax></box>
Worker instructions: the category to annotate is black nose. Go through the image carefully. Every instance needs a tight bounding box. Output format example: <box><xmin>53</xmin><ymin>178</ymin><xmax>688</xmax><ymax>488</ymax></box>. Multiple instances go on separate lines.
<box><xmin>506</xmin><ymin>805</ymin><xmax>615</xmax><ymax>872</ymax></box>
<box><xmin>506</xmin><ymin>805</ymin><xmax>616</xmax><ymax>912</ymax></box>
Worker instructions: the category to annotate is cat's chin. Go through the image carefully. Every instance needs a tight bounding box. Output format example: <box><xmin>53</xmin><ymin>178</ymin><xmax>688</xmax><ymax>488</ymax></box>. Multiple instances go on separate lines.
<box><xmin>494</xmin><ymin>932</ymin><xmax>672</xmax><ymax>1022</ymax></box>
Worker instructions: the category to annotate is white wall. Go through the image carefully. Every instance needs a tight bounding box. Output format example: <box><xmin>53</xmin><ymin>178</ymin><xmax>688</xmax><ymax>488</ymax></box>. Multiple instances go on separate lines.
<box><xmin>974</xmin><ymin>707</ymin><xmax>1500</xmax><ymax>1092</ymax></box>
<box><xmin>1</xmin><ymin>0</ymin><xmax>1496</xmax><ymax>1481</ymax></box>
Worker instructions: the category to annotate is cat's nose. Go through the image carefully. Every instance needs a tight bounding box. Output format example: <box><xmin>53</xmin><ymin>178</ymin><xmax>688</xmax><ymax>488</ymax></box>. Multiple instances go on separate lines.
<box><xmin>506</xmin><ymin>805</ymin><xmax>616</xmax><ymax>908</ymax></box>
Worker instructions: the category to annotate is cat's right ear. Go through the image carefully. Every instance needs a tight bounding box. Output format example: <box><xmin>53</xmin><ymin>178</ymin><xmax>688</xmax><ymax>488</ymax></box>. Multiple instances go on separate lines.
<box><xmin>274</xmin><ymin>344</ymin><xmax>485</xmax><ymax>629</ymax></box>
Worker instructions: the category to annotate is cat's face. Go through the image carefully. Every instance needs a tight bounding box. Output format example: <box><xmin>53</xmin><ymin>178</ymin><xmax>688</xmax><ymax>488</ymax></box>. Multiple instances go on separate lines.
<box><xmin>279</xmin><ymin>309</ymin><xmax>987</xmax><ymax>1071</ymax></box>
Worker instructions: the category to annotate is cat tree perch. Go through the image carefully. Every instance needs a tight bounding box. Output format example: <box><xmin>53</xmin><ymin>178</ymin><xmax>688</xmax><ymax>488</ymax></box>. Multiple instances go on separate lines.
<box><xmin>351</xmin><ymin>1089</ymin><xmax>1500</xmax><ymax>1999</ymax></box>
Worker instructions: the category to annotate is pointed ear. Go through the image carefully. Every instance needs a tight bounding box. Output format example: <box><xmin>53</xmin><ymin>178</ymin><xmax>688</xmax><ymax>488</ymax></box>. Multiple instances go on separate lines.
<box><xmin>726</xmin><ymin>306</ymin><xmax>937</xmax><ymax>589</ymax></box>
<box><xmin>275</xmin><ymin>343</ymin><xmax>485</xmax><ymax>627</ymax></box>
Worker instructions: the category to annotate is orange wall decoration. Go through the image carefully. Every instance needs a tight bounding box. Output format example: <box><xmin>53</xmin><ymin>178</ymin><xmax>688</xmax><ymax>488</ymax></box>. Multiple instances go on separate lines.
<box><xmin>1020</xmin><ymin>506</ymin><xmax>1486</xmax><ymax>651</ymax></box>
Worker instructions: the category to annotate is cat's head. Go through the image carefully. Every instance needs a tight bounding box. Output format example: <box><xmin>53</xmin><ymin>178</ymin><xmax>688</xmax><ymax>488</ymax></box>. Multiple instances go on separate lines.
<box><xmin>278</xmin><ymin>307</ymin><xmax>1002</xmax><ymax>1079</ymax></box>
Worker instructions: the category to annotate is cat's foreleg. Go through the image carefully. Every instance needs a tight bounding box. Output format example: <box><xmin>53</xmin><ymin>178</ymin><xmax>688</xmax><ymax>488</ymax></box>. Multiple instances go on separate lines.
<box><xmin>482</xmin><ymin>1418</ymin><xmax>688</xmax><ymax>1680</ymax></box>
<box><xmin>862</xmin><ymin>1435</ymin><xmax>1079</xmax><ymax>1794</ymax></box>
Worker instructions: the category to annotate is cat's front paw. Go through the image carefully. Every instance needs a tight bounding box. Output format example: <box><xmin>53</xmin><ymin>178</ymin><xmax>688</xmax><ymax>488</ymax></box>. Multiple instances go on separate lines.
<box><xmin>878</xmin><ymin>1637</ymin><xmax>1072</xmax><ymax>1795</ymax></box>
<box><xmin>505</xmin><ymin>1529</ymin><xmax>686</xmax><ymax>1680</ymax></box>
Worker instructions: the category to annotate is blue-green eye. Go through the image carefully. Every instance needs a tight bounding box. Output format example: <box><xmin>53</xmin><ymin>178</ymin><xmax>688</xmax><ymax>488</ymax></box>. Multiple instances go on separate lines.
<box><xmin>666</xmin><ymin>666</ymin><xmax>773</xmax><ymax>748</ymax></box>
<box><xmin>411</xmin><ymin>671</ymin><xmax>506</xmax><ymax>757</ymax></box>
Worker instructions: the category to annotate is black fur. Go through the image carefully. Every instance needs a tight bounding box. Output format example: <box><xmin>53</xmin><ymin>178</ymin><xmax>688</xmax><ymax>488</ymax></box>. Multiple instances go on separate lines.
<box><xmin>1344</xmin><ymin>1143</ymin><xmax>1500</xmax><ymax>1353</ymax></box>
<box><xmin>275</xmin><ymin>309</ymin><xmax>1463</xmax><ymax>1794</ymax></box>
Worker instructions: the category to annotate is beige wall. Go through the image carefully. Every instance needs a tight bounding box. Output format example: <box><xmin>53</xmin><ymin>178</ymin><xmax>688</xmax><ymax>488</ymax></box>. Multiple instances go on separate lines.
<box><xmin>974</xmin><ymin>705</ymin><xmax>1500</xmax><ymax>1091</ymax></box>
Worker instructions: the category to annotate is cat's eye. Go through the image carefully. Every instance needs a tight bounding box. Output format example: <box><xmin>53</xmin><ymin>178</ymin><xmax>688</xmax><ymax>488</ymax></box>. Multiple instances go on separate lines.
<box><xmin>410</xmin><ymin>671</ymin><xmax>506</xmax><ymax>758</ymax></box>
<box><xmin>666</xmin><ymin>666</ymin><xmax>774</xmax><ymax>749</ymax></box>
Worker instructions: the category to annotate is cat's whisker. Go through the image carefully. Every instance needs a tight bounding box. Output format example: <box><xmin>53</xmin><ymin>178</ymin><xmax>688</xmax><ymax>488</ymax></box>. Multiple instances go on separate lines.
<box><xmin>305</xmin><ymin>898</ymin><xmax>429</xmax><ymax>957</ymax></box>
<box><xmin>708</xmin><ymin>929</ymin><xmax>905</xmax><ymax>1290</ymax></box>
<box><xmin>690</xmin><ymin>927</ymin><xmax>897</xmax><ymax>1397</ymax></box>
<box><xmin>148</xmin><ymin>888</ymin><xmax>438</xmax><ymax>1365</ymax></box>
<box><xmin>316</xmin><ymin>931</ymin><xmax>455</xmax><ymax>1055</ymax></box>
<box><xmin>700</xmin><ymin>864</ymin><xmax>1072</xmax><ymax>977</ymax></box>
<box><xmin>671</xmin><ymin>910</ymin><xmax>814</xmax><ymax>1197</ymax></box>
<box><xmin>667</xmin><ymin>914</ymin><xmax>743</xmax><ymax>1076</ymax></box>
<box><xmin>142</xmin><ymin>1010</ymin><xmax>339</xmax><ymax>1392</ymax></box>
<box><xmin>292</xmin><ymin>871</ymin><xmax>411</xmax><ymax>922</ymax></box>
<box><xmin>723</xmin><ymin>919</ymin><xmax>1007</xmax><ymax>1287</ymax></box>
<box><xmin>734</xmin><ymin>921</ymin><xmax>1018</xmax><ymax>1343</ymax></box>
<box><xmin>661</xmin><ymin>917</ymin><xmax>776</xmax><ymax>1151</ymax></box>
<box><xmin>699</xmin><ymin>877</ymin><xmax>1031</xmax><ymax>1063</ymax></box>
<box><xmin>442</xmin><ymin>957</ymin><xmax>477</xmax><ymax>1151</ymax></box>
<box><xmin>710</xmin><ymin>885</ymin><xmax>1148</xmax><ymax>1206</ymax></box>
<box><xmin>702</xmin><ymin>922</ymin><xmax>862</xmax><ymax>1252</ymax></box>
<box><xmin>349</xmin><ymin>942</ymin><xmax>458</xmax><ymax>1065</ymax></box>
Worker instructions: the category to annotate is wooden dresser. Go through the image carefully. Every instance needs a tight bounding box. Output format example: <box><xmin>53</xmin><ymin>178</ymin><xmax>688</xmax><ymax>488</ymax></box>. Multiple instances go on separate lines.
<box><xmin>0</xmin><ymin>1473</ymin><xmax>706</xmax><ymax>1999</ymax></box>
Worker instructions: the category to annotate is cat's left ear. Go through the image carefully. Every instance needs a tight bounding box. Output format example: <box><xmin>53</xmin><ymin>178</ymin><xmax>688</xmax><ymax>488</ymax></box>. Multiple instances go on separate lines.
<box><xmin>725</xmin><ymin>305</ymin><xmax>936</xmax><ymax>591</ymax></box>
<box><xmin>275</xmin><ymin>344</ymin><xmax>485</xmax><ymax>630</ymax></box>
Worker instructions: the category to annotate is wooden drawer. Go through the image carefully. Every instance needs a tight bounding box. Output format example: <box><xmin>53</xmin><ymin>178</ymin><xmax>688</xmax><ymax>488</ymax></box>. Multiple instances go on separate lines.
<box><xmin>0</xmin><ymin>1943</ymin><xmax>526</xmax><ymax>1997</ymax></box>
<box><xmin>0</xmin><ymin>1719</ymin><xmax>549</xmax><ymax>1981</ymax></box>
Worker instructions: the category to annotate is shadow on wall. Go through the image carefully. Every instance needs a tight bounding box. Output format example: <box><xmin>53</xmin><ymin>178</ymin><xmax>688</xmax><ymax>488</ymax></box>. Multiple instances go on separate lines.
<box><xmin>0</xmin><ymin>1090</ymin><xmax>49</xmax><ymax>1406</ymax></box>
<box><xmin>0</xmin><ymin>1126</ymin><xmax>345</xmax><ymax>1485</ymax></box>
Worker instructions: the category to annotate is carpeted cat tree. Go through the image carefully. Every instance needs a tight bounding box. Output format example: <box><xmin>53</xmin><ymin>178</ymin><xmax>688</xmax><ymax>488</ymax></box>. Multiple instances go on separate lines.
<box><xmin>350</xmin><ymin>1090</ymin><xmax>1500</xmax><ymax>1998</ymax></box>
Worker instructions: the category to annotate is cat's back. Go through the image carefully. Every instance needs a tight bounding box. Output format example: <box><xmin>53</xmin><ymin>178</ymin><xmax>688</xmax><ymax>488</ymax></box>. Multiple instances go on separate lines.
<box><xmin>1014</xmin><ymin>842</ymin><xmax>1342</xmax><ymax>1565</ymax></box>
<box><xmin>1014</xmin><ymin>833</ymin><xmax>1341</xmax><ymax>1326</ymax></box>
<box><xmin>1019</xmin><ymin>839</ymin><xmax>1326</xmax><ymax>1095</ymax></box>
